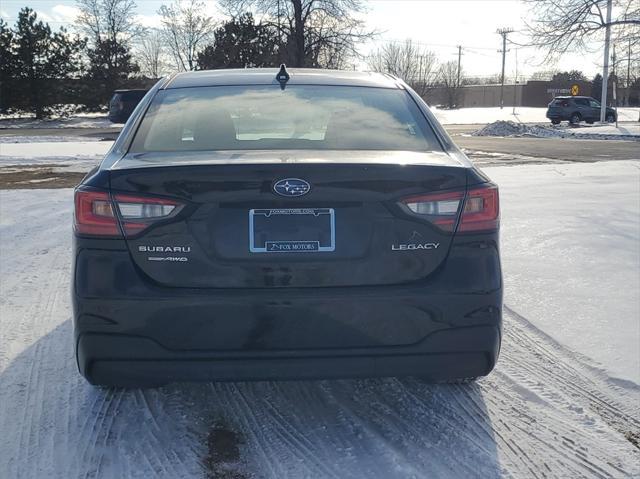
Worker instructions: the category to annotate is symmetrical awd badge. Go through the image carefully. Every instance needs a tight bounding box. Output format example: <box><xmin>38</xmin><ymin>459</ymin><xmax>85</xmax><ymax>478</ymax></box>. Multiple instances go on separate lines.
<box><xmin>273</xmin><ymin>178</ymin><xmax>311</xmax><ymax>197</ymax></box>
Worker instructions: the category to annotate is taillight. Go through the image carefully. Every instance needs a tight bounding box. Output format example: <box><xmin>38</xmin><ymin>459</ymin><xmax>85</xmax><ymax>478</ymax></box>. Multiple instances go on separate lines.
<box><xmin>458</xmin><ymin>185</ymin><xmax>499</xmax><ymax>232</ymax></box>
<box><xmin>113</xmin><ymin>194</ymin><xmax>183</xmax><ymax>236</ymax></box>
<box><xmin>74</xmin><ymin>188</ymin><xmax>183</xmax><ymax>237</ymax></box>
<box><xmin>401</xmin><ymin>190</ymin><xmax>464</xmax><ymax>232</ymax></box>
<box><xmin>74</xmin><ymin>189</ymin><xmax>120</xmax><ymax>236</ymax></box>
<box><xmin>400</xmin><ymin>184</ymin><xmax>499</xmax><ymax>233</ymax></box>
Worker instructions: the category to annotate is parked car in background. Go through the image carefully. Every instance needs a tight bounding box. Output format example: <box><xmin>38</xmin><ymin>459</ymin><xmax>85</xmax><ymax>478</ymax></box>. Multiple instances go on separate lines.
<box><xmin>108</xmin><ymin>89</ymin><xmax>148</xmax><ymax>123</ymax></box>
<box><xmin>73</xmin><ymin>67</ymin><xmax>502</xmax><ymax>388</ymax></box>
<box><xmin>546</xmin><ymin>96</ymin><xmax>617</xmax><ymax>125</ymax></box>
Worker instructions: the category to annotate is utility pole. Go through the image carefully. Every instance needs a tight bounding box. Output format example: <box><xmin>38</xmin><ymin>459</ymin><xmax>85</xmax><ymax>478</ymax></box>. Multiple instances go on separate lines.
<box><xmin>600</xmin><ymin>0</ymin><xmax>612</xmax><ymax>123</ymax></box>
<box><xmin>497</xmin><ymin>28</ymin><xmax>513</xmax><ymax>109</ymax></box>
<box><xmin>456</xmin><ymin>45</ymin><xmax>462</xmax><ymax>87</ymax></box>
<box><xmin>612</xmin><ymin>44</ymin><xmax>618</xmax><ymax>127</ymax></box>
<box><xmin>627</xmin><ymin>38</ymin><xmax>632</xmax><ymax>107</ymax></box>
<box><xmin>512</xmin><ymin>48</ymin><xmax>518</xmax><ymax>115</ymax></box>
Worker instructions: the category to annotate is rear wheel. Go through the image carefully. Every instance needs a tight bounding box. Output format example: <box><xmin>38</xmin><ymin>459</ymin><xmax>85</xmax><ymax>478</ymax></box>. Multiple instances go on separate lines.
<box><xmin>551</xmin><ymin>119</ymin><xmax>561</xmax><ymax>125</ymax></box>
<box><xmin>605</xmin><ymin>112</ymin><xmax>616</xmax><ymax>123</ymax></box>
<box><xmin>569</xmin><ymin>113</ymin><xmax>581</xmax><ymax>125</ymax></box>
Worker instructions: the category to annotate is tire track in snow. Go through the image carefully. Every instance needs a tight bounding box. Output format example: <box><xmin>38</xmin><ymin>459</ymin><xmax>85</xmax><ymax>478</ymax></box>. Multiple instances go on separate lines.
<box><xmin>502</xmin><ymin>305</ymin><xmax>640</xmax><ymax>441</ymax></box>
<box><xmin>1</xmin><ymin>190</ymin><xmax>204</xmax><ymax>479</ymax></box>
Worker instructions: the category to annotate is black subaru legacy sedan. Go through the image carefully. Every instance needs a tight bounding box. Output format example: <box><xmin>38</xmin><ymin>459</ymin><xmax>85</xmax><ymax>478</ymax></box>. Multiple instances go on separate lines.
<box><xmin>72</xmin><ymin>67</ymin><xmax>502</xmax><ymax>388</ymax></box>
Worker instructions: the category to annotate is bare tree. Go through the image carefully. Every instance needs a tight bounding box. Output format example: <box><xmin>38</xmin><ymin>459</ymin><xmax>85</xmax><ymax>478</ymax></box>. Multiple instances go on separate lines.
<box><xmin>438</xmin><ymin>60</ymin><xmax>464</xmax><ymax>109</ymax></box>
<box><xmin>76</xmin><ymin>0</ymin><xmax>143</xmax><ymax>43</ymax></box>
<box><xmin>367</xmin><ymin>39</ymin><xmax>438</xmax><ymax>96</ymax></box>
<box><xmin>220</xmin><ymin>0</ymin><xmax>375</xmax><ymax>68</ymax></box>
<box><xmin>137</xmin><ymin>29</ymin><xmax>168</xmax><ymax>77</ymax></box>
<box><xmin>158</xmin><ymin>0</ymin><xmax>216</xmax><ymax>71</ymax></box>
<box><xmin>524</xmin><ymin>0</ymin><xmax>639</xmax><ymax>58</ymax></box>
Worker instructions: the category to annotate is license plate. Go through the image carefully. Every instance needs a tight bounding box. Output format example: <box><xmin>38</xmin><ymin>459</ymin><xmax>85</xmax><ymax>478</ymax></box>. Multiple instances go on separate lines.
<box><xmin>249</xmin><ymin>208</ymin><xmax>335</xmax><ymax>253</ymax></box>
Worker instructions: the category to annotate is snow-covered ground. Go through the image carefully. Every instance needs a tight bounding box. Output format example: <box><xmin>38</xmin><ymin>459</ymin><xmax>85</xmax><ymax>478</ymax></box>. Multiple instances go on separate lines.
<box><xmin>0</xmin><ymin>141</ymin><xmax>110</xmax><ymax>172</ymax></box>
<box><xmin>0</xmin><ymin>135</ymin><xmax>103</xmax><ymax>144</ymax></box>
<box><xmin>0</xmin><ymin>113</ymin><xmax>121</xmax><ymax>129</ymax></box>
<box><xmin>432</xmin><ymin>106</ymin><xmax>640</xmax><ymax>124</ymax></box>
<box><xmin>0</xmin><ymin>161</ymin><xmax>638</xmax><ymax>478</ymax></box>
<box><xmin>487</xmin><ymin>161</ymin><xmax>640</xmax><ymax>383</ymax></box>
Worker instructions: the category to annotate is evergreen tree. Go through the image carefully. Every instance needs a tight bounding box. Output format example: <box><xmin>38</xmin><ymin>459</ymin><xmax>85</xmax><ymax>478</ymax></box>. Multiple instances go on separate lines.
<box><xmin>591</xmin><ymin>73</ymin><xmax>603</xmax><ymax>100</ymax></box>
<box><xmin>10</xmin><ymin>8</ymin><xmax>84</xmax><ymax>117</ymax></box>
<box><xmin>551</xmin><ymin>70</ymin><xmax>587</xmax><ymax>83</ymax></box>
<box><xmin>86</xmin><ymin>38</ymin><xmax>139</xmax><ymax>107</ymax></box>
<box><xmin>0</xmin><ymin>19</ymin><xmax>15</xmax><ymax>113</ymax></box>
<box><xmin>197</xmin><ymin>13</ymin><xmax>278</xmax><ymax>69</ymax></box>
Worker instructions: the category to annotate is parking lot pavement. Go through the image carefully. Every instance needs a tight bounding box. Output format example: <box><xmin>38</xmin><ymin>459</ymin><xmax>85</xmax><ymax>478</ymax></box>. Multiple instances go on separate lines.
<box><xmin>456</xmin><ymin>135</ymin><xmax>640</xmax><ymax>162</ymax></box>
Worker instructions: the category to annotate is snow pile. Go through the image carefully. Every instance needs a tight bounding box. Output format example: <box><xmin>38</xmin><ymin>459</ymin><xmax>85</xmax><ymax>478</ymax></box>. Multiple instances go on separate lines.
<box><xmin>472</xmin><ymin>120</ymin><xmax>564</xmax><ymax>138</ymax></box>
<box><xmin>473</xmin><ymin>120</ymin><xmax>640</xmax><ymax>140</ymax></box>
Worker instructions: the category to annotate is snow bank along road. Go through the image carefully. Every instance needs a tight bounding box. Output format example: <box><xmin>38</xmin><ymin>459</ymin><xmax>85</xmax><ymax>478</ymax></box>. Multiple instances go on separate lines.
<box><xmin>1</xmin><ymin>162</ymin><xmax>639</xmax><ymax>478</ymax></box>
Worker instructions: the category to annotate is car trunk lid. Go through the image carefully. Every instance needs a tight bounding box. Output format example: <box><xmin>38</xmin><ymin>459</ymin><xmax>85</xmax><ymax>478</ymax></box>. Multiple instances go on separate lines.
<box><xmin>109</xmin><ymin>150</ymin><xmax>469</xmax><ymax>289</ymax></box>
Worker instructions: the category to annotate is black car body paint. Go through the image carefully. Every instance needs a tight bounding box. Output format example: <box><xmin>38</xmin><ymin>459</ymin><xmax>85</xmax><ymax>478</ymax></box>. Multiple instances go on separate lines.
<box><xmin>73</xmin><ymin>69</ymin><xmax>502</xmax><ymax>387</ymax></box>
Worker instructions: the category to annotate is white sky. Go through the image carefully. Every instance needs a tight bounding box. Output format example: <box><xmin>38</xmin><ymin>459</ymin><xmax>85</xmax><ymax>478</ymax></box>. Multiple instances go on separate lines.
<box><xmin>1</xmin><ymin>0</ymin><xmax>609</xmax><ymax>79</ymax></box>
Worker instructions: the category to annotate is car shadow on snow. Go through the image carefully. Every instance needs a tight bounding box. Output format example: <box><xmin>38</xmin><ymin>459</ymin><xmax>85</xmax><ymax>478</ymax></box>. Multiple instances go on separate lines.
<box><xmin>0</xmin><ymin>320</ymin><xmax>504</xmax><ymax>479</ymax></box>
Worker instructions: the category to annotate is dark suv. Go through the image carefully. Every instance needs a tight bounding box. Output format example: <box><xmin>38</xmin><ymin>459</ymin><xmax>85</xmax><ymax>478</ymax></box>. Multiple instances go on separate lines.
<box><xmin>108</xmin><ymin>89</ymin><xmax>148</xmax><ymax>123</ymax></box>
<box><xmin>546</xmin><ymin>96</ymin><xmax>616</xmax><ymax>125</ymax></box>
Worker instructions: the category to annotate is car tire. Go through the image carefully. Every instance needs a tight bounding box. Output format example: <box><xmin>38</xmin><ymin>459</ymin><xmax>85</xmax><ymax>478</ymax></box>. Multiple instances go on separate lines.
<box><xmin>605</xmin><ymin>113</ymin><xmax>616</xmax><ymax>123</ymax></box>
<box><xmin>551</xmin><ymin>119</ymin><xmax>561</xmax><ymax>125</ymax></box>
<box><xmin>569</xmin><ymin>113</ymin><xmax>581</xmax><ymax>125</ymax></box>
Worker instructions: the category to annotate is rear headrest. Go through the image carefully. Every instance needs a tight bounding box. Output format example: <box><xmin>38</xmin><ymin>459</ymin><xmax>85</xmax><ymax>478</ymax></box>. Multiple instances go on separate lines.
<box><xmin>193</xmin><ymin>109</ymin><xmax>238</xmax><ymax>150</ymax></box>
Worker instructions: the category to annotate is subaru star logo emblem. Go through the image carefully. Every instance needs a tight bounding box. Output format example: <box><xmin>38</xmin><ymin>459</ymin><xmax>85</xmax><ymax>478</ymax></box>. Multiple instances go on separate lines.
<box><xmin>273</xmin><ymin>178</ymin><xmax>311</xmax><ymax>197</ymax></box>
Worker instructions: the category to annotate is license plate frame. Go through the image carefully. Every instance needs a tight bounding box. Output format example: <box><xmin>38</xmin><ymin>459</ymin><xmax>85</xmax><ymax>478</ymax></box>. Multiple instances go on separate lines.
<box><xmin>249</xmin><ymin>208</ymin><xmax>335</xmax><ymax>253</ymax></box>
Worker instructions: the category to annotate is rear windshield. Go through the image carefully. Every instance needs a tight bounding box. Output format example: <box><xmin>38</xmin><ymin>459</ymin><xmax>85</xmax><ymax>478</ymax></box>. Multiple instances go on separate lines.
<box><xmin>130</xmin><ymin>85</ymin><xmax>441</xmax><ymax>152</ymax></box>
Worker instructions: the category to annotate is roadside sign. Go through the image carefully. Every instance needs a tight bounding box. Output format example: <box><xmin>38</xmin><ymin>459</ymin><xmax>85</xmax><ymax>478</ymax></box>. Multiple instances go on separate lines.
<box><xmin>570</xmin><ymin>84</ymin><xmax>580</xmax><ymax>96</ymax></box>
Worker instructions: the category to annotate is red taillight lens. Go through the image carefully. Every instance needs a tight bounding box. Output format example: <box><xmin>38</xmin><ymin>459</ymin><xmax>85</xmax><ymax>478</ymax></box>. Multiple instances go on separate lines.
<box><xmin>74</xmin><ymin>189</ymin><xmax>183</xmax><ymax>237</ymax></box>
<box><xmin>458</xmin><ymin>185</ymin><xmax>499</xmax><ymax>232</ymax></box>
<box><xmin>74</xmin><ymin>189</ymin><xmax>121</xmax><ymax>236</ymax></box>
<box><xmin>399</xmin><ymin>184</ymin><xmax>499</xmax><ymax>233</ymax></box>
<box><xmin>400</xmin><ymin>190</ymin><xmax>464</xmax><ymax>232</ymax></box>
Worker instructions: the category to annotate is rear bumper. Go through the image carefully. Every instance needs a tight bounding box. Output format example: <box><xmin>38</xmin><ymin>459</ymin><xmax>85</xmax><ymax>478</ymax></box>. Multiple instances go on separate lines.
<box><xmin>546</xmin><ymin>111</ymin><xmax>564</xmax><ymax>120</ymax></box>
<box><xmin>78</xmin><ymin>326</ymin><xmax>500</xmax><ymax>386</ymax></box>
<box><xmin>73</xmin><ymin>235</ymin><xmax>503</xmax><ymax>385</ymax></box>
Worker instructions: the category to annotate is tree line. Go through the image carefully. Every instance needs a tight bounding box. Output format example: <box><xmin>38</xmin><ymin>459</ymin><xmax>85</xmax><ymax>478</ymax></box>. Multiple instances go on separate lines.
<box><xmin>0</xmin><ymin>0</ymin><xmax>375</xmax><ymax>117</ymax></box>
<box><xmin>0</xmin><ymin>0</ymin><xmax>638</xmax><ymax>117</ymax></box>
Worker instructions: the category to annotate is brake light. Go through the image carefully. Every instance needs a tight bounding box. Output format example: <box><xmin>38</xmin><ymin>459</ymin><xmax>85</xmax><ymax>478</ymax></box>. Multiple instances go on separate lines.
<box><xmin>458</xmin><ymin>185</ymin><xmax>499</xmax><ymax>232</ymax></box>
<box><xmin>400</xmin><ymin>184</ymin><xmax>499</xmax><ymax>233</ymax></box>
<box><xmin>74</xmin><ymin>189</ymin><xmax>183</xmax><ymax>237</ymax></box>
<box><xmin>74</xmin><ymin>189</ymin><xmax>120</xmax><ymax>236</ymax></box>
